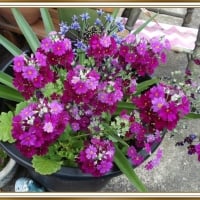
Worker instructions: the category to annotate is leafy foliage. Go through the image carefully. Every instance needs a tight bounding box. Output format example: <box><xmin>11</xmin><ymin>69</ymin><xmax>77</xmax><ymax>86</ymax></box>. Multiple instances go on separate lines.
<box><xmin>0</xmin><ymin>111</ymin><xmax>15</xmax><ymax>143</ymax></box>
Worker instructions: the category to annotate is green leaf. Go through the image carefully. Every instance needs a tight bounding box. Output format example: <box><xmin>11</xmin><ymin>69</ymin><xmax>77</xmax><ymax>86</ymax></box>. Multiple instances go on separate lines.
<box><xmin>0</xmin><ymin>84</ymin><xmax>24</xmax><ymax>102</ymax></box>
<box><xmin>135</xmin><ymin>78</ymin><xmax>158</xmax><ymax>96</ymax></box>
<box><xmin>111</xmin><ymin>8</ymin><xmax>120</xmax><ymax>19</ymax></box>
<box><xmin>117</xmin><ymin>102</ymin><xmax>136</xmax><ymax>112</ymax></box>
<box><xmin>0</xmin><ymin>34</ymin><xmax>22</xmax><ymax>56</ymax></box>
<box><xmin>15</xmin><ymin>101</ymin><xmax>28</xmax><ymax>115</ymax></box>
<box><xmin>11</xmin><ymin>8</ymin><xmax>40</xmax><ymax>52</ymax></box>
<box><xmin>0</xmin><ymin>111</ymin><xmax>15</xmax><ymax>143</ymax></box>
<box><xmin>0</xmin><ymin>72</ymin><xmax>15</xmax><ymax>89</ymax></box>
<box><xmin>133</xmin><ymin>13</ymin><xmax>158</xmax><ymax>34</ymax></box>
<box><xmin>184</xmin><ymin>112</ymin><xmax>200</xmax><ymax>119</ymax></box>
<box><xmin>114</xmin><ymin>144</ymin><xmax>147</xmax><ymax>192</ymax></box>
<box><xmin>40</xmin><ymin>8</ymin><xmax>55</xmax><ymax>34</ymax></box>
<box><xmin>77</xmin><ymin>50</ymin><xmax>86</xmax><ymax>65</ymax></box>
<box><xmin>32</xmin><ymin>155</ymin><xmax>62</xmax><ymax>175</ymax></box>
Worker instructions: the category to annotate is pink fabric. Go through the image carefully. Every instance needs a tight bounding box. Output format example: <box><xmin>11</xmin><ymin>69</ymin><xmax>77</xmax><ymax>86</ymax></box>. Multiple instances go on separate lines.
<box><xmin>132</xmin><ymin>19</ymin><xmax>198</xmax><ymax>53</ymax></box>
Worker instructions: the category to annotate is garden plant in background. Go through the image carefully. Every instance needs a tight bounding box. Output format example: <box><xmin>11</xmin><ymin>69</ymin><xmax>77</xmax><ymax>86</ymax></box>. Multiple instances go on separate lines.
<box><xmin>0</xmin><ymin>8</ymin><xmax>199</xmax><ymax>192</ymax></box>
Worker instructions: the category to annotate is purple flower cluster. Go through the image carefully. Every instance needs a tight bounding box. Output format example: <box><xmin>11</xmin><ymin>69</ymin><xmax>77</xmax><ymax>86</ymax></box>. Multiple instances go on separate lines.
<box><xmin>133</xmin><ymin>83</ymin><xmax>190</xmax><ymax>132</ymax></box>
<box><xmin>10</xmin><ymin>25</ymin><xmax>192</xmax><ymax>176</ymax></box>
<box><xmin>12</xmin><ymin>99</ymin><xmax>69</xmax><ymax>158</ymax></box>
<box><xmin>176</xmin><ymin>134</ymin><xmax>200</xmax><ymax>162</ymax></box>
<box><xmin>77</xmin><ymin>137</ymin><xmax>115</xmax><ymax>176</ymax></box>
<box><xmin>13</xmin><ymin>32</ymin><xmax>74</xmax><ymax>99</ymax></box>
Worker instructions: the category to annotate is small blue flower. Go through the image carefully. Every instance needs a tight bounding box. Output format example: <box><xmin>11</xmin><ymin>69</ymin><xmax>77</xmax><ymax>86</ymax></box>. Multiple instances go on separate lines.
<box><xmin>95</xmin><ymin>18</ymin><xmax>103</xmax><ymax>26</ymax></box>
<box><xmin>80</xmin><ymin>12</ymin><xmax>90</xmax><ymax>21</ymax></box>
<box><xmin>71</xmin><ymin>21</ymin><xmax>81</xmax><ymax>30</ymax></box>
<box><xmin>72</xmin><ymin>14</ymin><xmax>78</xmax><ymax>22</ymax></box>
<box><xmin>112</xmin><ymin>33</ymin><xmax>123</xmax><ymax>44</ymax></box>
<box><xmin>105</xmin><ymin>14</ymin><xmax>114</xmax><ymax>23</ymax></box>
<box><xmin>75</xmin><ymin>41</ymin><xmax>87</xmax><ymax>51</ymax></box>
<box><xmin>59</xmin><ymin>21</ymin><xmax>70</xmax><ymax>36</ymax></box>
<box><xmin>116</xmin><ymin>21</ymin><xmax>125</xmax><ymax>32</ymax></box>
<box><xmin>96</xmin><ymin>9</ymin><xmax>104</xmax><ymax>16</ymax></box>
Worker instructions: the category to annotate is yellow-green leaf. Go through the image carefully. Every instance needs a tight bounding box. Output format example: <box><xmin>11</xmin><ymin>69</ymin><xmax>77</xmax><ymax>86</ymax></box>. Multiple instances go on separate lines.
<box><xmin>32</xmin><ymin>155</ymin><xmax>62</xmax><ymax>175</ymax></box>
<box><xmin>0</xmin><ymin>111</ymin><xmax>15</xmax><ymax>143</ymax></box>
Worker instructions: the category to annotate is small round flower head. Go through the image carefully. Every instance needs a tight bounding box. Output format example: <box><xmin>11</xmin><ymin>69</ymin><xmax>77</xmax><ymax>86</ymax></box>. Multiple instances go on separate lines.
<box><xmin>59</xmin><ymin>21</ymin><xmax>70</xmax><ymax>36</ymax></box>
<box><xmin>48</xmin><ymin>101</ymin><xmax>64</xmax><ymax>114</ymax></box>
<box><xmin>22</xmin><ymin>66</ymin><xmax>38</xmax><ymax>81</ymax></box>
<box><xmin>52</xmin><ymin>40</ymin><xmax>66</xmax><ymax>56</ymax></box>
<box><xmin>105</xmin><ymin>14</ymin><xmax>114</xmax><ymax>23</ymax></box>
<box><xmin>96</xmin><ymin>9</ymin><xmax>104</xmax><ymax>16</ymax></box>
<box><xmin>80</xmin><ymin>12</ymin><xmax>90</xmax><ymax>21</ymax></box>
<box><xmin>124</xmin><ymin>34</ymin><xmax>136</xmax><ymax>44</ymax></box>
<box><xmin>77</xmin><ymin>137</ymin><xmax>115</xmax><ymax>177</ymax></box>
<box><xmin>41</xmin><ymin>37</ymin><xmax>52</xmax><ymax>52</ymax></box>
<box><xmin>71</xmin><ymin>21</ymin><xmax>81</xmax><ymax>31</ymax></box>
<box><xmin>13</xmin><ymin>55</ymin><xmax>25</xmax><ymax>72</ymax></box>
<box><xmin>95</xmin><ymin>18</ymin><xmax>102</xmax><ymax>26</ymax></box>
<box><xmin>151</xmin><ymin>97</ymin><xmax>167</xmax><ymax>112</ymax></box>
<box><xmin>100</xmin><ymin>36</ymin><xmax>111</xmax><ymax>48</ymax></box>
<box><xmin>149</xmin><ymin>37</ymin><xmax>163</xmax><ymax>54</ymax></box>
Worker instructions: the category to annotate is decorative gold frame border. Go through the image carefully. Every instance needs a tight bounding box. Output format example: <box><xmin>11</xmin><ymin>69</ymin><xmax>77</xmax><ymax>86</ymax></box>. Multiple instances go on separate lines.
<box><xmin>0</xmin><ymin>1</ymin><xmax>200</xmax><ymax>199</ymax></box>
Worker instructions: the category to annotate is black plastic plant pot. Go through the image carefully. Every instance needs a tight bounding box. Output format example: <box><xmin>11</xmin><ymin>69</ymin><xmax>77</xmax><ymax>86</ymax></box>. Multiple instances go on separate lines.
<box><xmin>0</xmin><ymin>136</ymin><xmax>164</xmax><ymax>192</ymax></box>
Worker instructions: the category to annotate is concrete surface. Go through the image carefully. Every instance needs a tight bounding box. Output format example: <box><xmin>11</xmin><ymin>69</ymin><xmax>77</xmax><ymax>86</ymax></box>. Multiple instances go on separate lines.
<box><xmin>0</xmin><ymin>7</ymin><xmax>200</xmax><ymax>193</ymax></box>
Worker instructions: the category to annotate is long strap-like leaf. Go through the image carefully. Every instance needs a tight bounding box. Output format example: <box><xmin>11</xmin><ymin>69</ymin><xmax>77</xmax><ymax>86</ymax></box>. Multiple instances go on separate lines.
<box><xmin>114</xmin><ymin>144</ymin><xmax>147</xmax><ymax>192</ymax></box>
<box><xmin>133</xmin><ymin>13</ymin><xmax>158</xmax><ymax>35</ymax></box>
<box><xmin>0</xmin><ymin>85</ymin><xmax>24</xmax><ymax>102</ymax></box>
<box><xmin>0</xmin><ymin>72</ymin><xmax>15</xmax><ymax>89</ymax></box>
<box><xmin>0</xmin><ymin>35</ymin><xmax>22</xmax><ymax>56</ymax></box>
<box><xmin>40</xmin><ymin>8</ymin><xmax>55</xmax><ymax>34</ymax></box>
<box><xmin>11</xmin><ymin>8</ymin><xmax>40</xmax><ymax>52</ymax></box>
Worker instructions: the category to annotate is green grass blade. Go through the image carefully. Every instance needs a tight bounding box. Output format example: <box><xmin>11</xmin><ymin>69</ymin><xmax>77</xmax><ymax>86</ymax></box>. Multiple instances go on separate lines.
<box><xmin>133</xmin><ymin>13</ymin><xmax>158</xmax><ymax>34</ymax></box>
<box><xmin>40</xmin><ymin>8</ymin><xmax>55</xmax><ymax>34</ymax></box>
<box><xmin>0</xmin><ymin>72</ymin><xmax>15</xmax><ymax>89</ymax></box>
<box><xmin>184</xmin><ymin>113</ymin><xmax>200</xmax><ymax>119</ymax></box>
<box><xmin>0</xmin><ymin>85</ymin><xmax>24</xmax><ymax>102</ymax></box>
<box><xmin>0</xmin><ymin>35</ymin><xmax>22</xmax><ymax>56</ymax></box>
<box><xmin>11</xmin><ymin>8</ymin><xmax>40</xmax><ymax>52</ymax></box>
<box><xmin>114</xmin><ymin>144</ymin><xmax>147</xmax><ymax>192</ymax></box>
<box><xmin>135</xmin><ymin>78</ymin><xmax>158</xmax><ymax>96</ymax></box>
<box><xmin>111</xmin><ymin>8</ymin><xmax>120</xmax><ymax>19</ymax></box>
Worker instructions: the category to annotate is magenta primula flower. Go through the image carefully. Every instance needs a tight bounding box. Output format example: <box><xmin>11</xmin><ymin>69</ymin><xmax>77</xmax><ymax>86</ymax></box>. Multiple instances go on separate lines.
<box><xmin>22</xmin><ymin>66</ymin><xmax>38</xmax><ymax>81</ymax></box>
<box><xmin>13</xmin><ymin>55</ymin><xmax>25</xmax><ymax>72</ymax></box>
<box><xmin>100</xmin><ymin>36</ymin><xmax>111</xmax><ymax>47</ymax></box>
<box><xmin>35</xmin><ymin>51</ymin><xmax>47</xmax><ymax>67</ymax></box>
<box><xmin>77</xmin><ymin>137</ymin><xmax>115</xmax><ymax>177</ymax></box>
<box><xmin>40</xmin><ymin>37</ymin><xmax>52</xmax><ymax>52</ymax></box>
<box><xmin>151</xmin><ymin>97</ymin><xmax>167</xmax><ymax>112</ymax></box>
<box><xmin>12</xmin><ymin>99</ymin><xmax>69</xmax><ymax>158</ymax></box>
<box><xmin>149</xmin><ymin>37</ymin><xmax>163</xmax><ymax>54</ymax></box>
<box><xmin>52</xmin><ymin>40</ymin><xmax>66</xmax><ymax>56</ymax></box>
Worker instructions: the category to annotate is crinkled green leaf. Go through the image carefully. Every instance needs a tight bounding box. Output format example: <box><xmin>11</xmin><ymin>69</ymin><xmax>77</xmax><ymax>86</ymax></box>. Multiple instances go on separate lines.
<box><xmin>15</xmin><ymin>101</ymin><xmax>29</xmax><ymax>115</ymax></box>
<box><xmin>0</xmin><ymin>111</ymin><xmax>15</xmax><ymax>143</ymax></box>
<box><xmin>32</xmin><ymin>155</ymin><xmax>62</xmax><ymax>175</ymax></box>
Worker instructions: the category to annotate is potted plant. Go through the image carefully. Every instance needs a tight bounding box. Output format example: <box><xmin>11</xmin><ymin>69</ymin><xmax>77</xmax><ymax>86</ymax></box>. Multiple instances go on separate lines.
<box><xmin>0</xmin><ymin>8</ymin><xmax>199</xmax><ymax>192</ymax></box>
